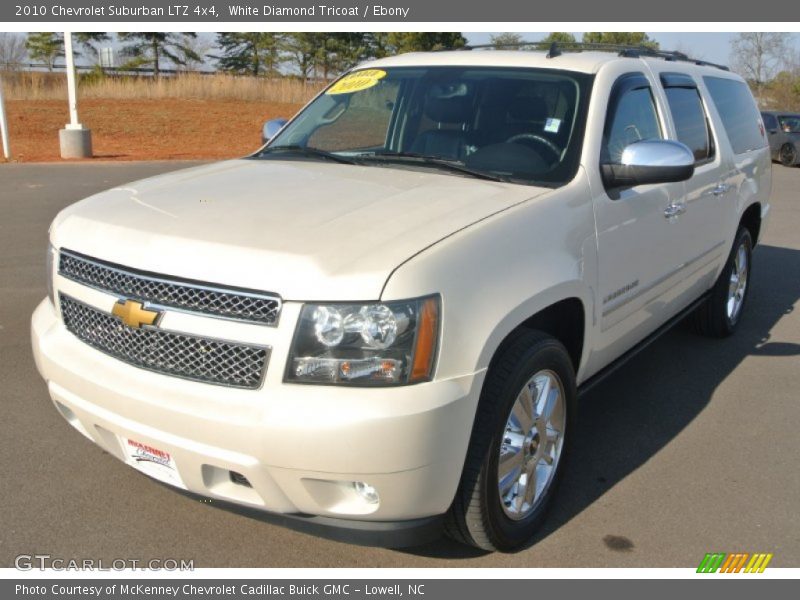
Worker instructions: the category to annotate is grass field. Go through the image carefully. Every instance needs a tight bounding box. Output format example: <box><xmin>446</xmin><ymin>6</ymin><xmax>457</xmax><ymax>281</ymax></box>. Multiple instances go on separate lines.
<box><xmin>0</xmin><ymin>72</ymin><xmax>322</xmax><ymax>162</ymax></box>
<box><xmin>2</xmin><ymin>71</ymin><xmax>323</xmax><ymax>103</ymax></box>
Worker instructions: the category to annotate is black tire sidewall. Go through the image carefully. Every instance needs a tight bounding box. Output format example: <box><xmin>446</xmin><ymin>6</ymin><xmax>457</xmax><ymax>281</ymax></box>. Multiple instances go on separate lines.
<box><xmin>781</xmin><ymin>144</ymin><xmax>797</xmax><ymax>167</ymax></box>
<box><xmin>479</xmin><ymin>340</ymin><xmax>577</xmax><ymax>550</ymax></box>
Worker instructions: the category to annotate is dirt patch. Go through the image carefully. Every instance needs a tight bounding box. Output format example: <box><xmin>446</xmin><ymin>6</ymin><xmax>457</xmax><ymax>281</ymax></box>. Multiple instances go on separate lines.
<box><xmin>1</xmin><ymin>99</ymin><xmax>303</xmax><ymax>163</ymax></box>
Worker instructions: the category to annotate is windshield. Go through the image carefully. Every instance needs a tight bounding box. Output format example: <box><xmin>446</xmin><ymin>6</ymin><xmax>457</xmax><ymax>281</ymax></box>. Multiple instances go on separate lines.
<box><xmin>260</xmin><ymin>66</ymin><xmax>592</xmax><ymax>186</ymax></box>
<box><xmin>779</xmin><ymin>116</ymin><xmax>800</xmax><ymax>133</ymax></box>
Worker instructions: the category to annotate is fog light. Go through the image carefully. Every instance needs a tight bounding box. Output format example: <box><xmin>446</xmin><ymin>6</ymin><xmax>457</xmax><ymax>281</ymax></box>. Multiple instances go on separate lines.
<box><xmin>353</xmin><ymin>481</ymin><xmax>379</xmax><ymax>505</ymax></box>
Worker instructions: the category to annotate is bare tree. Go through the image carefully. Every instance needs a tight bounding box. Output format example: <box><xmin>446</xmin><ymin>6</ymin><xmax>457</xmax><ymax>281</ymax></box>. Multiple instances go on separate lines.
<box><xmin>0</xmin><ymin>32</ymin><xmax>28</xmax><ymax>70</ymax></box>
<box><xmin>730</xmin><ymin>33</ymin><xmax>792</xmax><ymax>104</ymax></box>
<box><xmin>673</xmin><ymin>42</ymin><xmax>704</xmax><ymax>61</ymax></box>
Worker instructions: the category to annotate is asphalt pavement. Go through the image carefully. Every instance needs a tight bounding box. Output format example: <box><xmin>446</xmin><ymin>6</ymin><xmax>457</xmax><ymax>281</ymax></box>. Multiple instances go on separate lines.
<box><xmin>1</xmin><ymin>161</ymin><xmax>798</xmax><ymax>568</ymax></box>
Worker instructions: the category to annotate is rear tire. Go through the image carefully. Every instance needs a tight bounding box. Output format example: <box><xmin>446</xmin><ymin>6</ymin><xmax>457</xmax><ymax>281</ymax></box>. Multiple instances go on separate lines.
<box><xmin>693</xmin><ymin>227</ymin><xmax>753</xmax><ymax>338</ymax></box>
<box><xmin>780</xmin><ymin>143</ymin><xmax>797</xmax><ymax>167</ymax></box>
<box><xmin>445</xmin><ymin>330</ymin><xmax>577</xmax><ymax>551</ymax></box>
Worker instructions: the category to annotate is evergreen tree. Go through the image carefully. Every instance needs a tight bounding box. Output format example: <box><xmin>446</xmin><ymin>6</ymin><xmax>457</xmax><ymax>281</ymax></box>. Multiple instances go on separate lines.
<box><xmin>385</xmin><ymin>33</ymin><xmax>467</xmax><ymax>54</ymax></box>
<box><xmin>283</xmin><ymin>33</ymin><xmax>466</xmax><ymax>79</ymax></box>
<box><xmin>25</xmin><ymin>32</ymin><xmax>62</xmax><ymax>70</ymax></box>
<box><xmin>541</xmin><ymin>32</ymin><xmax>577</xmax><ymax>45</ymax></box>
<box><xmin>75</xmin><ymin>33</ymin><xmax>111</xmax><ymax>64</ymax></box>
<box><xmin>317</xmin><ymin>33</ymin><xmax>369</xmax><ymax>79</ymax></box>
<box><xmin>365</xmin><ymin>33</ymin><xmax>393</xmax><ymax>59</ymax></box>
<box><xmin>214</xmin><ymin>33</ymin><xmax>284</xmax><ymax>76</ymax></box>
<box><xmin>284</xmin><ymin>33</ymin><xmax>322</xmax><ymax>80</ymax></box>
<box><xmin>118</xmin><ymin>33</ymin><xmax>200</xmax><ymax>76</ymax></box>
<box><xmin>25</xmin><ymin>32</ymin><xmax>110</xmax><ymax>70</ymax></box>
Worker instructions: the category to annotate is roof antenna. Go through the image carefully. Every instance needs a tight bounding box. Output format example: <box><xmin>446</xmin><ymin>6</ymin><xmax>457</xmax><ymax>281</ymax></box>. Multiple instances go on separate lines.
<box><xmin>546</xmin><ymin>42</ymin><xmax>561</xmax><ymax>59</ymax></box>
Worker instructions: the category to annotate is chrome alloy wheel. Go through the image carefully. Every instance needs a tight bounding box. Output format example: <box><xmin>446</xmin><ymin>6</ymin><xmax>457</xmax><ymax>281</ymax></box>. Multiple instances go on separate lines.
<box><xmin>727</xmin><ymin>241</ymin><xmax>749</xmax><ymax>323</ymax></box>
<box><xmin>498</xmin><ymin>369</ymin><xmax>566</xmax><ymax>520</ymax></box>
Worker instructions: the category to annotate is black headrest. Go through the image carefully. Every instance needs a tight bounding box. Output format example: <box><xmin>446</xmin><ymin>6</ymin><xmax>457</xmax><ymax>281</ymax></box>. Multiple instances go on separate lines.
<box><xmin>423</xmin><ymin>83</ymin><xmax>473</xmax><ymax>123</ymax></box>
<box><xmin>508</xmin><ymin>96</ymin><xmax>548</xmax><ymax>121</ymax></box>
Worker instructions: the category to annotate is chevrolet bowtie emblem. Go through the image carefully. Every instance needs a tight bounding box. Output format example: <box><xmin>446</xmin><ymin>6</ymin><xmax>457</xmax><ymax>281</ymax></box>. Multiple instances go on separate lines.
<box><xmin>111</xmin><ymin>299</ymin><xmax>161</xmax><ymax>329</ymax></box>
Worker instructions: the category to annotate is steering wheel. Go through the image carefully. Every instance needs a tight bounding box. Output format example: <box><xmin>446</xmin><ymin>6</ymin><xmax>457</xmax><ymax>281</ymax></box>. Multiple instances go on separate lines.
<box><xmin>505</xmin><ymin>133</ymin><xmax>561</xmax><ymax>161</ymax></box>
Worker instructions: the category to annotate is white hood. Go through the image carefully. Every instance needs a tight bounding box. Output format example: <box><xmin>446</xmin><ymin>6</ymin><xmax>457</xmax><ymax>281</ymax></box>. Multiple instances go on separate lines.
<box><xmin>51</xmin><ymin>159</ymin><xmax>549</xmax><ymax>300</ymax></box>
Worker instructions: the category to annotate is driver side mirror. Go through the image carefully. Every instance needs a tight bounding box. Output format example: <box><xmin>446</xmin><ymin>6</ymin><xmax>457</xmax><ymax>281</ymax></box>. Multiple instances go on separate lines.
<box><xmin>602</xmin><ymin>140</ymin><xmax>695</xmax><ymax>189</ymax></box>
<box><xmin>262</xmin><ymin>118</ymin><xmax>289</xmax><ymax>144</ymax></box>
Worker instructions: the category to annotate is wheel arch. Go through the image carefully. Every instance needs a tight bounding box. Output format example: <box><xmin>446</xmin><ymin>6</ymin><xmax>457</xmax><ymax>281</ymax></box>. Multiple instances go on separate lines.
<box><xmin>482</xmin><ymin>294</ymin><xmax>588</xmax><ymax>380</ymax></box>
<box><xmin>740</xmin><ymin>202</ymin><xmax>762</xmax><ymax>247</ymax></box>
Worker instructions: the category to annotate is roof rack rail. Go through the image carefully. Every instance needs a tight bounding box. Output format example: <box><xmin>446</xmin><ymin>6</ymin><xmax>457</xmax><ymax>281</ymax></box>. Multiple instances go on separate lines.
<box><xmin>450</xmin><ymin>41</ymin><xmax>730</xmax><ymax>71</ymax></box>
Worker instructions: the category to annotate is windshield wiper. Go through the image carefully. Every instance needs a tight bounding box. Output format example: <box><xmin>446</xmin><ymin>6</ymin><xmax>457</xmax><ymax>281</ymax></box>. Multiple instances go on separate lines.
<box><xmin>360</xmin><ymin>152</ymin><xmax>511</xmax><ymax>183</ymax></box>
<box><xmin>258</xmin><ymin>145</ymin><xmax>360</xmax><ymax>165</ymax></box>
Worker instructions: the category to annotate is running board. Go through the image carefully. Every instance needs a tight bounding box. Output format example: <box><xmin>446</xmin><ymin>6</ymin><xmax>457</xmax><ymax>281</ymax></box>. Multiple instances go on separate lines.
<box><xmin>578</xmin><ymin>292</ymin><xmax>710</xmax><ymax>397</ymax></box>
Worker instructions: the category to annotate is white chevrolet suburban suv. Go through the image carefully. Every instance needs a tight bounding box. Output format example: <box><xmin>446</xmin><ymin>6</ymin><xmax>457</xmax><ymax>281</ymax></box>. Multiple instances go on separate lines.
<box><xmin>32</xmin><ymin>45</ymin><xmax>771</xmax><ymax>551</ymax></box>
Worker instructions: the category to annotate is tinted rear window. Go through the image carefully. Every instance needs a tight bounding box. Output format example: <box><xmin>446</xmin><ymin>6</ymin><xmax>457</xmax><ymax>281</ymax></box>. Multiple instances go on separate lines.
<box><xmin>704</xmin><ymin>77</ymin><xmax>765</xmax><ymax>154</ymax></box>
<box><xmin>665</xmin><ymin>87</ymin><xmax>713</xmax><ymax>162</ymax></box>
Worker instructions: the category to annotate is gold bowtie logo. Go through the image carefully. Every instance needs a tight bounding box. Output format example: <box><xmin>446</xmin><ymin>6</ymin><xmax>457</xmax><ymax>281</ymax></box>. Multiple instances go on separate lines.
<box><xmin>111</xmin><ymin>299</ymin><xmax>161</xmax><ymax>329</ymax></box>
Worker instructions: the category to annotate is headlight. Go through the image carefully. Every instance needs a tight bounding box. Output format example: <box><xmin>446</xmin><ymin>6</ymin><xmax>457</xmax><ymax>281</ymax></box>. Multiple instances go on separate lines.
<box><xmin>286</xmin><ymin>296</ymin><xmax>439</xmax><ymax>386</ymax></box>
<box><xmin>46</xmin><ymin>244</ymin><xmax>57</xmax><ymax>306</ymax></box>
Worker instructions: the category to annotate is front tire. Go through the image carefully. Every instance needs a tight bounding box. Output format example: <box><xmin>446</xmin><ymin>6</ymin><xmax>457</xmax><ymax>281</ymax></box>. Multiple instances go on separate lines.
<box><xmin>780</xmin><ymin>143</ymin><xmax>797</xmax><ymax>167</ymax></box>
<box><xmin>445</xmin><ymin>331</ymin><xmax>577</xmax><ymax>551</ymax></box>
<box><xmin>693</xmin><ymin>227</ymin><xmax>753</xmax><ymax>337</ymax></box>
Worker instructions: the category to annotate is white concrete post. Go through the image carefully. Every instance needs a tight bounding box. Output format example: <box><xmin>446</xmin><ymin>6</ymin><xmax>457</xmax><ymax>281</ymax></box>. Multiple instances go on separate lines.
<box><xmin>64</xmin><ymin>32</ymin><xmax>81</xmax><ymax>129</ymax></box>
<box><xmin>0</xmin><ymin>74</ymin><xmax>10</xmax><ymax>160</ymax></box>
<box><xmin>59</xmin><ymin>32</ymin><xmax>92</xmax><ymax>159</ymax></box>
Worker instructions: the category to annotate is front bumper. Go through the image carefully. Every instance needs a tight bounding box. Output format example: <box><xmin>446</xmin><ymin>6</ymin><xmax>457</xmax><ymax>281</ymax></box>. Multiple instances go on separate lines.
<box><xmin>31</xmin><ymin>298</ymin><xmax>484</xmax><ymax>543</ymax></box>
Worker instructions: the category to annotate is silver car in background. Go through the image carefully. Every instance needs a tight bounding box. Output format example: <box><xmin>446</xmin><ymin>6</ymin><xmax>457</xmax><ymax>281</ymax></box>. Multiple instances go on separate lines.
<box><xmin>761</xmin><ymin>111</ymin><xmax>800</xmax><ymax>166</ymax></box>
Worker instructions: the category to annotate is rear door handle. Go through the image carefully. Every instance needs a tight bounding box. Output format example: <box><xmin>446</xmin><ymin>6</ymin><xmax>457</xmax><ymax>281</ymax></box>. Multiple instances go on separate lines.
<box><xmin>664</xmin><ymin>203</ymin><xmax>686</xmax><ymax>218</ymax></box>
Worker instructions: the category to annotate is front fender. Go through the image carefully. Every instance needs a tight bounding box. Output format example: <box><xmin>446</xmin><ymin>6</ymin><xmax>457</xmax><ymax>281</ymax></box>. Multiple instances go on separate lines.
<box><xmin>381</xmin><ymin>169</ymin><xmax>597</xmax><ymax>384</ymax></box>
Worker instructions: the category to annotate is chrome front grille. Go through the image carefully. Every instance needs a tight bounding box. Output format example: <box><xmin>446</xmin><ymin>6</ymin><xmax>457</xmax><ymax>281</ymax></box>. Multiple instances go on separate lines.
<box><xmin>60</xmin><ymin>294</ymin><xmax>269</xmax><ymax>389</ymax></box>
<box><xmin>59</xmin><ymin>250</ymin><xmax>281</xmax><ymax>325</ymax></box>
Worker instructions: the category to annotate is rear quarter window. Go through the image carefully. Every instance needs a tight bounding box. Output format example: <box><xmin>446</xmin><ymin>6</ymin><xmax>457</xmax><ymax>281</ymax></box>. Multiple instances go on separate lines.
<box><xmin>703</xmin><ymin>77</ymin><xmax>766</xmax><ymax>154</ymax></box>
<box><xmin>664</xmin><ymin>86</ymin><xmax>713</xmax><ymax>162</ymax></box>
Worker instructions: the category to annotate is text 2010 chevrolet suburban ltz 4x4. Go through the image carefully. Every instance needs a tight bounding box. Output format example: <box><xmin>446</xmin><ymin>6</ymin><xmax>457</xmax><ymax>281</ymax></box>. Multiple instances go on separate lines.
<box><xmin>32</xmin><ymin>47</ymin><xmax>771</xmax><ymax>551</ymax></box>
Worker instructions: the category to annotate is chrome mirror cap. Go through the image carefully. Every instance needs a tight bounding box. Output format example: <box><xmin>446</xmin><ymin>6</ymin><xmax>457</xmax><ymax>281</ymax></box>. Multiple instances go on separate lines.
<box><xmin>262</xmin><ymin>118</ymin><xmax>289</xmax><ymax>144</ymax></box>
<box><xmin>621</xmin><ymin>139</ymin><xmax>695</xmax><ymax>168</ymax></box>
<box><xmin>603</xmin><ymin>139</ymin><xmax>695</xmax><ymax>189</ymax></box>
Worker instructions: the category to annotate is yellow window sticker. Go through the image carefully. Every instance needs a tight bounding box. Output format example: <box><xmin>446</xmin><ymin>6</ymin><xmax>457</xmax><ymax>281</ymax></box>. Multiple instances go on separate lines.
<box><xmin>326</xmin><ymin>69</ymin><xmax>387</xmax><ymax>95</ymax></box>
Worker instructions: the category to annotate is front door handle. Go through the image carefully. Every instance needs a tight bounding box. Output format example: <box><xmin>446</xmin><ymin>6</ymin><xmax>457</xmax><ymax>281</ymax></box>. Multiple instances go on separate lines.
<box><xmin>712</xmin><ymin>183</ymin><xmax>732</xmax><ymax>196</ymax></box>
<box><xmin>664</xmin><ymin>202</ymin><xmax>686</xmax><ymax>218</ymax></box>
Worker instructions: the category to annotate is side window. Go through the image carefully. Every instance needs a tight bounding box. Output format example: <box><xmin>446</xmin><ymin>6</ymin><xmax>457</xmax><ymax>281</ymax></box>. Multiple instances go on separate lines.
<box><xmin>664</xmin><ymin>86</ymin><xmax>714</xmax><ymax>163</ymax></box>
<box><xmin>703</xmin><ymin>76</ymin><xmax>766</xmax><ymax>154</ymax></box>
<box><xmin>762</xmin><ymin>113</ymin><xmax>778</xmax><ymax>131</ymax></box>
<box><xmin>603</xmin><ymin>76</ymin><xmax>662</xmax><ymax>164</ymax></box>
<box><xmin>778</xmin><ymin>116</ymin><xmax>800</xmax><ymax>133</ymax></box>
